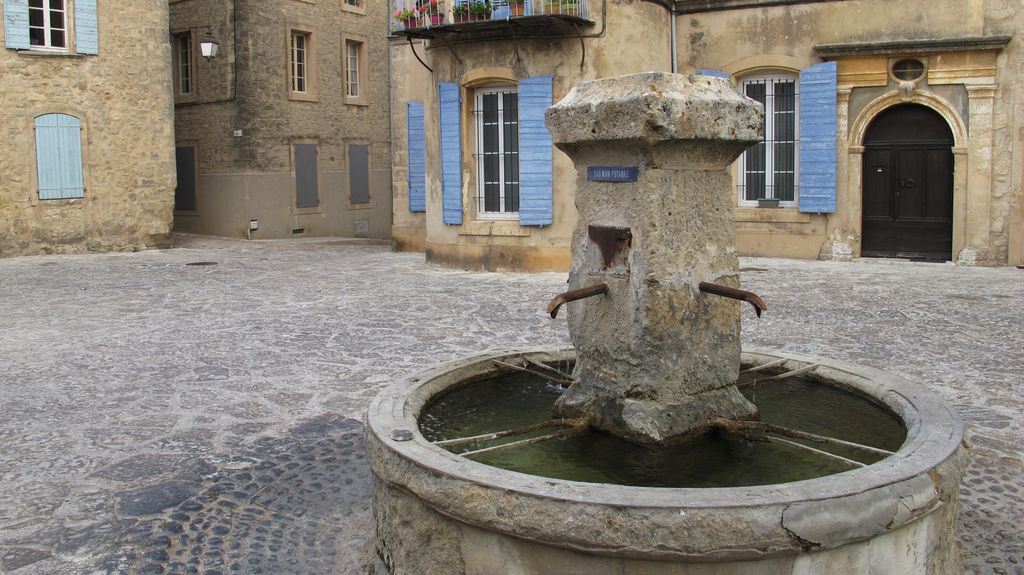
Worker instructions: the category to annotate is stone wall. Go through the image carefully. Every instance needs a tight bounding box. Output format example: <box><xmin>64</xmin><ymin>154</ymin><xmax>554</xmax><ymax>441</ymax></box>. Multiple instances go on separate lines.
<box><xmin>170</xmin><ymin>0</ymin><xmax>393</xmax><ymax>240</ymax></box>
<box><xmin>0</xmin><ymin>0</ymin><xmax>175</xmax><ymax>257</ymax></box>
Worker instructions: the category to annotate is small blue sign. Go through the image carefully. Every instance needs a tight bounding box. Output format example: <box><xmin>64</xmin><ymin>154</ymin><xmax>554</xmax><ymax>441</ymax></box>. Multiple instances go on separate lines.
<box><xmin>587</xmin><ymin>166</ymin><xmax>638</xmax><ymax>183</ymax></box>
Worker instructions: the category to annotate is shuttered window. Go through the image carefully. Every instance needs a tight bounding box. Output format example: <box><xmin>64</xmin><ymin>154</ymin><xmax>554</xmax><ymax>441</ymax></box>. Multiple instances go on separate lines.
<box><xmin>349</xmin><ymin>144</ymin><xmax>370</xmax><ymax>204</ymax></box>
<box><xmin>4</xmin><ymin>0</ymin><xmax>96</xmax><ymax>53</ymax></box>
<box><xmin>517</xmin><ymin>75</ymin><xmax>553</xmax><ymax>226</ymax></box>
<box><xmin>35</xmin><ymin>113</ymin><xmax>84</xmax><ymax>200</ymax></box>
<box><xmin>175</xmin><ymin>146</ymin><xmax>198</xmax><ymax>212</ymax></box>
<box><xmin>797</xmin><ymin>61</ymin><xmax>838</xmax><ymax>213</ymax></box>
<box><xmin>406</xmin><ymin>102</ymin><xmax>426</xmax><ymax>212</ymax></box>
<box><xmin>294</xmin><ymin>143</ymin><xmax>319</xmax><ymax>209</ymax></box>
<box><xmin>439</xmin><ymin>82</ymin><xmax>463</xmax><ymax>224</ymax></box>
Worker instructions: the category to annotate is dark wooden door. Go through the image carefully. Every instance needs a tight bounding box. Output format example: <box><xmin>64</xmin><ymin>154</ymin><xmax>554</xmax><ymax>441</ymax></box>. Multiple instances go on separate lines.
<box><xmin>862</xmin><ymin>105</ymin><xmax>954</xmax><ymax>260</ymax></box>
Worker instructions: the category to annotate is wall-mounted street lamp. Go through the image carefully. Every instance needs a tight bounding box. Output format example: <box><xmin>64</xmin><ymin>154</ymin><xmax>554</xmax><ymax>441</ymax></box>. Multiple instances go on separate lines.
<box><xmin>199</xmin><ymin>31</ymin><xmax>220</xmax><ymax>61</ymax></box>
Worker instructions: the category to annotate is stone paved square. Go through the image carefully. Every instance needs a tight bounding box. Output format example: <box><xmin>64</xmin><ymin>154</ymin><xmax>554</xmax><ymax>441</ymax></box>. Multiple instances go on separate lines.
<box><xmin>0</xmin><ymin>235</ymin><xmax>1021</xmax><ymax>574</ymax></box>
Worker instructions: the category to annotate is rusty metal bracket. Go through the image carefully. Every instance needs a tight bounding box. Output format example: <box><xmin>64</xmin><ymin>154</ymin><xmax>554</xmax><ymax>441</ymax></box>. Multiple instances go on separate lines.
<box><xmin>407</xmin><ymin>37</ymin><xmax>434</xmax><ymax>73</ymax></box>
<box><xmin>546</xmin><ymin>283</ymin><xmax>609</xmax><ymax>319</ymax></box>
<box><xmin>587</xmin><ymin>225</ymin><xmax>631</xmax><ymax>270</ymax></box>
<box><xmin>698</xmin><ymin>282</ymin><xmax>767</xmax><ymax>317</ymax></box>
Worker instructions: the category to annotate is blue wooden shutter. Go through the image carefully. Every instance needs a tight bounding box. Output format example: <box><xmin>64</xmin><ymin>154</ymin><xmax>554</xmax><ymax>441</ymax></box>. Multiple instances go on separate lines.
<box><xmin>697</xmin><ymin>69</ymin><xmax>730</xmax><ymax>79</ymax></box>
<box><xmin>798</xmin><ymin>61</ymin><xmax>837</xmax><ymax>213</ymax></box>
<box><xmin>4</xmin><ymin>0</ymin><xmax>31</xmax><ymax>49</ymax></box>
<box><xmin>517</xmin><ymin>75</ymin><xmax>553</xmax><ymax>226</ymax></box>
<box><xmin>74</xmin><ymin>0</ymin><xmax>98</xmax><ymax>54</ymax></box>
<box><xmin>349</xmin><ymin>144</ymin><xmax>370</xmax><ymax>204</ymax></box>
<box><xmin>295</xmin><ymin>143</ymin><xmax>319</xmax><ymax>209</ymax></box>
<box><xmin>407</xmin><ymin>101</ymin><xmax>426</xmax><ymax>212</ymax></box>
<box><xmin>35</xmin><ymin>114</ymin><xmax>84</xmax><ymax>200</ymax></box>
<box><xmin>439</xmin><ymin>82</ymin><xmax>462</xmax><ymax>224</ymax></box>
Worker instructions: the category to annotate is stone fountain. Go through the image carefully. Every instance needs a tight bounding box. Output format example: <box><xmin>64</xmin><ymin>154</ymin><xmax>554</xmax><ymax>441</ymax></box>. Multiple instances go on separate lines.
<box><xmin>366</xmin><ymin>72</ymin><xmax>967</xmax><ymax>574</ymax></box>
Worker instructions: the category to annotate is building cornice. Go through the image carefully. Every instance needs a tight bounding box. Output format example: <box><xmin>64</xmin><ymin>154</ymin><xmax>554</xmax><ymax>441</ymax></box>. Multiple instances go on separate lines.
<box><xmin>815</xmin><ymin>36</ymin><xmax>1012</xmax><ymax>58</ymax></box>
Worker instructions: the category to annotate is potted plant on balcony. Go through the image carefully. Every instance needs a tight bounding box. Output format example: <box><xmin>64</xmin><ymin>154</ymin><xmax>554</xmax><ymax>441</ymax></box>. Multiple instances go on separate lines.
<box><xmin>543</xmin><ymin>0</ymin><xmax>576</xmax><ymax>15</ymax></box>
<box><xmin>452</xmin><ymin>3</ymin><xmax>470</xmax><ymax>22</ymax></box>
<box><xmin>418</xmin><ymin>0</ymin><xmax>445</xmax><ymax>25</ymax></box>
<box><xmin>468</xmin><ymin>0</ymin><xmax>492</xmax><ymax>21</ymax></box>
<box><xmin>394</xmin><ymin>7</ymin><xmax>418</xmax><ymax>28</ymax></box>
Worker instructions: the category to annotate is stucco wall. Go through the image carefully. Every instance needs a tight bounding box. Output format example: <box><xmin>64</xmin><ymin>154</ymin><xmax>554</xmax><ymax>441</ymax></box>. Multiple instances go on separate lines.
<box><xmin>0</xmin><ymin>0</ymin><xmax>176</xmax><ymax>257</ymax></box>
<box><xmin>170</xmin><ymin>0</ymin><xmax>393</xmax><ymax>240</ymax></box>
<box><xmin>389</xmin><ymin>0</ymin><xmax>673</xmax><ymax>271</ymax></box>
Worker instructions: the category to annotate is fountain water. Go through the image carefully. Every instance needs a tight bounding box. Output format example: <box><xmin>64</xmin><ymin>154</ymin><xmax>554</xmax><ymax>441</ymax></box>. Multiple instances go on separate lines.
<box><xmin>367</xmin><ymin>72</ymin><xmax>967</xmax><ymax>574</ymax></box>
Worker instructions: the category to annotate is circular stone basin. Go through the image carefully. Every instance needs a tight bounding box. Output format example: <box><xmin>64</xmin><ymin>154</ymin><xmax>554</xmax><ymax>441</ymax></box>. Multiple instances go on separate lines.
<box><xmin>420</xmin><ymin>368</ymin><xmax>907</xmax><ymax>488</ymax></box>
<box><xmin>367</xmin><ymin>347</ymin><xmax>967</xmax><ymax>575</ymax></box>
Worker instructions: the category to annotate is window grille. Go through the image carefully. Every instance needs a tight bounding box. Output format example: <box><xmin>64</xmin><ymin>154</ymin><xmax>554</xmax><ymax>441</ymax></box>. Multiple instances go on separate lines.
<box><xmin>738</xmin><ymin>74</ymin><xmax>798</xmax><ymax>204</ymax></box>
<box><xmin>474</xmin><ymin>88</ymin><xmax>519</xmax><ymax>217</ymax></box>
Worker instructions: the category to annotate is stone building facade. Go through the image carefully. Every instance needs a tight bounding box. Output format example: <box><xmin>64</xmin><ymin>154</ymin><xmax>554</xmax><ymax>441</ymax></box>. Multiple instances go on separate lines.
<box><xmin>0</xmin><ymin>0</ymin><xmax>176</xmax><ymax>257</ymax></box>
<box><xmin>389</xmin><ymin>0</ymin><xmax>1022</xmax><ymax>269</ymax></box>
<box><xmin>169</xmin><ymin>0</ymin><xmax>393</xmax><ymax>241</ymax></box>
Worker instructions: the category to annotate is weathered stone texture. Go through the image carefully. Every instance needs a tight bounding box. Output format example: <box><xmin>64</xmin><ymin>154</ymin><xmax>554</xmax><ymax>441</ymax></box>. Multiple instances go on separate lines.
<box><xmin>547</xmin><ymin>73</ymin><xmax>763</xmax><ymax>444</ymax></box>
<box><xmin>0</xmin><ymin>0</ymin><xmax>175</xmax><ymax>258</ymax></box>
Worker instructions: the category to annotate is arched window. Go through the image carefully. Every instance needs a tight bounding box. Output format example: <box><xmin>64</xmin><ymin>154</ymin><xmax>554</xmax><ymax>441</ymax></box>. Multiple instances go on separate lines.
<box><xmin>34</xmin><ymin>113</ymin><xmax>84</xmax><ymax>200</ymax></box>
<box><xmin>737</xmin><ymin>72</ymin><xmax>798</xmax><ymax>206</ymax></box>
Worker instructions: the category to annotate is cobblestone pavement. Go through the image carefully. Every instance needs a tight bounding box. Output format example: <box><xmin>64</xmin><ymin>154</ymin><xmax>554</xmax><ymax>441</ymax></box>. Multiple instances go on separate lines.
<box><xmin>0</xmin><ymin>235</ymin><xmax>1021</xmax><ymax>574</ymax></box>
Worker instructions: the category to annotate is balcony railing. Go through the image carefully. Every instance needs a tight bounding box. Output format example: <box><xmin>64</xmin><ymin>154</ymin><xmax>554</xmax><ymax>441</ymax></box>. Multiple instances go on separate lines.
<box><xmin>391</xmin><ymin>0</ymin><xmax>591</xmax><ymax>36</ymax></box>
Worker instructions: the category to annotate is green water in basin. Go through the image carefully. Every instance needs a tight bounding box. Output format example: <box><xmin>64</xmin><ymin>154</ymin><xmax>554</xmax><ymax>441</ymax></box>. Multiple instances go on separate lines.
<box><xmin>419</xmin><ymin>366</ymin><xmax>906</xmax><ymax>488</ymax></box>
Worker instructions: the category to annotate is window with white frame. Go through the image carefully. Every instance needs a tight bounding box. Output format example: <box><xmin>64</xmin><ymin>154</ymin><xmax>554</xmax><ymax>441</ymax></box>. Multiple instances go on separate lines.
<box><xmin>290</xmin><ymin>31</ymin><xmax>309</xmax><ymax>94</ymax></box>
<box><xmin>28</xmin><ymin>0</ymin><xmax>67</xmax><ymax>50</ymax></box>
<box><xmin>738</xmin><ymin>73</ymin><xmax>798</xmax><ymax>205</ymax></box>
<box><xmin>474</xmin><ymin>87</ymin><xmax>519</xmax><ymax>217</ymax></box>
<box><xmin>345</xmin><ymin>40</ymin><xmax>361</xmax><ymax>98</ymax></box>
<box><xmin>173</xmin><ymin>31</ymin><xmax>194</xmax><ymax>97</ymax></box>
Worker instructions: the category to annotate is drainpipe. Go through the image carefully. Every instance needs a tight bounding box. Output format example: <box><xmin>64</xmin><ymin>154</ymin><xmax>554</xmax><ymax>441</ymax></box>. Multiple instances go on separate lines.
<box><xmin>670</xmin><ymin>7</ymin><xmax>677</xmax><ymax>73</ymax></box>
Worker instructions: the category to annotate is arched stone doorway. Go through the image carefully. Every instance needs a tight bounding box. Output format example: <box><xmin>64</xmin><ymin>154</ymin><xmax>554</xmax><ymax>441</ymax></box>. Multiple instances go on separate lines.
<box><xmin>861</xmin><ymin>104</ymin><xmax>955</xmax><ymax>260</ymax></box>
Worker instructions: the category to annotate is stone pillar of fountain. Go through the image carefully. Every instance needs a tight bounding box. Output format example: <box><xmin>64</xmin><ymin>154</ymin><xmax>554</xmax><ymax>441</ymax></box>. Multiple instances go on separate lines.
<box><xmin>546</xmin><ymin>72</ymin><xmax>765</xmax><ymax>445</ymax></box>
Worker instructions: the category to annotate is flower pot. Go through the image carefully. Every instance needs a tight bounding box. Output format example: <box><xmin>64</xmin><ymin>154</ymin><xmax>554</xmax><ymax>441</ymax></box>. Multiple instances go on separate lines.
<box><xmin>402</xmin><ymin>17</ymin><xmax>418</xmax><ymax>28</ymax></box>
<box><xmin>430</xmin><ymin>13</ymin><xmax>445</xmax><ymax>25</ymax></box>
<box><xmin>757</xmin><ymin>198</ymin><xmax>781</xmax><ymax>208</ymax></box>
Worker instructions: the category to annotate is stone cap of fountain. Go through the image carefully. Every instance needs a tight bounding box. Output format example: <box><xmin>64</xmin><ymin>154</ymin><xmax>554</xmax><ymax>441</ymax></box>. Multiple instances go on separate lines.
<box><xmin>545</xmin><ymin>71</ymin><xmax>764</xmax><ymax>146</ymax></box>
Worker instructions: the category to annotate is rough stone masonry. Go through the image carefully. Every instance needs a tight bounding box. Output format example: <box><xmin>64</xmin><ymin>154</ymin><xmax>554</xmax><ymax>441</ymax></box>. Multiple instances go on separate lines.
<box><xmin>546</xmin><ymin>72</ymin><xmax>765</xmax><ymax>445</ymax></box>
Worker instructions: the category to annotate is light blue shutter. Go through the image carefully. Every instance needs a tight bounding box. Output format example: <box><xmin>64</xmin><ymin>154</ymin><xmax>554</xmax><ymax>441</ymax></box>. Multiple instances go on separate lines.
<box><xmin>439</xmin><ymin>82</ymin><xmax>462</xmax><ymax>224</ymax></box>
<box><xmin>798</xmin><ymin>61</ymin><xmax>837</xmax><ymax>213</ymax></box>
<box><xmin>35</xmin><ymin>114</ymin><xmax>84</xmax><ymax>200</ymax></box>
<box><xmin>74</xmin><ymin>0</ymin><xmax>99</xmax><ymax>54</ymax></box>
<box><xmin>4</xmin><ymin>0</ymin><xmax>31</xmax><ymax>49</ymax></box>
<box><xmin>697</xmin><ymin>69</ymin><xmax>730</xmax><ymax>79</ymax></box>
<box><xmin>517</xmin><ymin>75</ymin><xmax>553</xmax><ymax>226</ymax></box>
<box><xmin>407</xmin><ymin>102</ymin><xmax>426</xmax><ymax>213</ymax></box>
